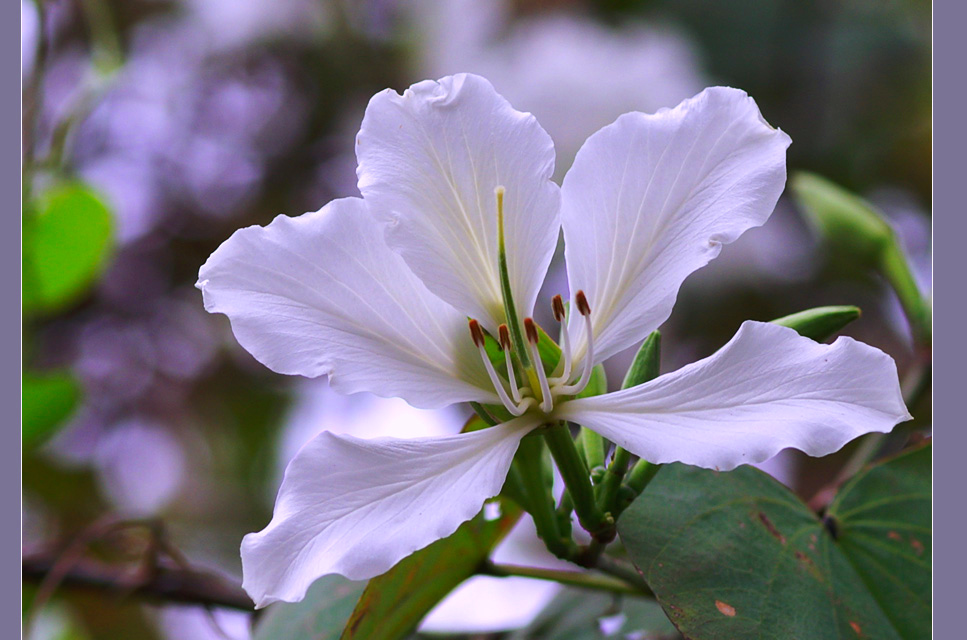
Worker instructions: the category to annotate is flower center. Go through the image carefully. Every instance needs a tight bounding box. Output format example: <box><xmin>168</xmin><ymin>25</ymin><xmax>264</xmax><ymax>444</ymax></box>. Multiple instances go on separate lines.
<box><xmin>467</xmin><ymin>290</ymin><xmax>595</xmax><ymax>416</ymax></box>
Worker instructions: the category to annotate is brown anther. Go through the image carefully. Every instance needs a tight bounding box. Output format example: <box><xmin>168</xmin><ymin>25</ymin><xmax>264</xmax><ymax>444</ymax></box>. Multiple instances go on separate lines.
<box><xmin>551</xmin><ymin>295</ymin><xmax>566</xmax><ymax>322</ymax></box>
<box><xmin>523</xmin><ymin>318</ymin><xmax>539</xmax><ymax>344</ymax></box>
<box><xmin>575</xmin><ymin>290</ymin><xmax>591</xmax><ymax>317</ymax></box>
<box><xmin>468</xmin><ymin>319</ymin><xmax>486</xmax><ymax>347</ymax></box>
<box><xmin>498</xmin><ymin>324</ymin><xmax>512</xmax><ymax>350</ymax></box>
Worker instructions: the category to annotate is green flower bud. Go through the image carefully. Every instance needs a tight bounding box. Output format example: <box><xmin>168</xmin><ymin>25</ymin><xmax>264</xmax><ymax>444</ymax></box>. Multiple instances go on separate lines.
<box><xmin>771</xmin><ymin>306</ymin><xmax>861</xmax><ymax>342</ymax></box>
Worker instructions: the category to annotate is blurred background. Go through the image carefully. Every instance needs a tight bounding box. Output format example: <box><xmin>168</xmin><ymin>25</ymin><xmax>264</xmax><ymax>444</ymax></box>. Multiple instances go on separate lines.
<box><xmin>22</xmin><ymin>0</ymin><xmax>931</xmax><ymax>638</ymax></box>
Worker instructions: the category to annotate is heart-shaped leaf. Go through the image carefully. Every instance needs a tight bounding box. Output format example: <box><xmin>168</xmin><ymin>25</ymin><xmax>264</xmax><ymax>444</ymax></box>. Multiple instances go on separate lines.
<box><xmin>617</xmin><ymin>444</ymin><xmax>930</xmax><ymax>640</ymax></box>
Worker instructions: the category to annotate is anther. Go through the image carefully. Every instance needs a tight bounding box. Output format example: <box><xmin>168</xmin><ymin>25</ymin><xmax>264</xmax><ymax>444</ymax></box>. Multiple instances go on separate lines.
<box><xmin>550</xmin><ymin>295</ymin><xmax>572</xmax><ymax>384</ymax></box>
<box><xmin>524</xmin><ymin>318</ymin><xmax>554</xmax><ymax>412</ymax></box>
<box><xmin>557</xmin><ymin>291</ymin><xmax>595</xmax><ymax>396</ymax></box>
<box><xmin>498</xmin><ymin>324</ymin><xmax>521</xmax><ymax>403</ymax></box>
<box><xmin>524</xmin><ymin>317</ymin><xmax>539</xmax><ymax>344</ymax></box>
<box><xmin>468</xmin><ymin>319</ymin><xmax>486</xmax><ymax>348</ymax></box>
<box><xmin>498</xmin><ymin>324</ymin><xmax>511</xmax><ymax>350</ymax></box>
<box><xmin>469</xmin><ymin>318</ymin><xmax>528</xmax><ymax>416</ymax></box>
<box><xmin>552</xmin><ymin>295</ymin><xmax>566</xmax><ymax>322</ymax></box>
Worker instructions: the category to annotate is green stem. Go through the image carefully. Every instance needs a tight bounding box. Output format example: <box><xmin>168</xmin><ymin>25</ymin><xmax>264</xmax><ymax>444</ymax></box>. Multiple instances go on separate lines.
<box><xmin>594</xmin><ymin>556</ymin><xmax>654</xmax><ymax>596</ymax></box>
<box><xmin>502</xmin><ymin>462</ymin><xmax>532</xmax><ymax>514</ymax></box>
<box><xmin>580</xmin><ymin>426</ymin><xmax>606</xmax><ymax>471</ymax></box>
<box><xmin>880</xmin><ymin>239</ymin><xmax>931</xmax><ymax>342</ymax></box>
<box><xmin>543</xmin><ymin>423</ymin><xmax>614</xmax><ymax>542</ymax></box>
<box><xmin>515</xmin><ymin>436</ymin><xmax>571</xmax><ymax>559</ymax></box>
<box><xmin>626</xmin><ymin>460</ymin><xmax>661</xmax><ymax>496</ymax></box>
<box><xmin>598</xmin><ymin>447</ymin><xmax>632</xmax><ymax>515</ymax></box>
<box><xmin>481</xmin><ymin>562</ymin><xmax>642</xmax><ymax>596</ymax></box>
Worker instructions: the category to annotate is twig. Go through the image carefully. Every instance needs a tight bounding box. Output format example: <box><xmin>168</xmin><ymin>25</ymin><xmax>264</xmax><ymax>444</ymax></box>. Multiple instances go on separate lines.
<box><xmin>22</xmin><ymin>553</ymin><xmax>254</xmax><ymax>611</ymax></box>
<box><xmin>480</xmin><ymin>561</ymin><xmax>645</xmax><ymax>596</ymax></box>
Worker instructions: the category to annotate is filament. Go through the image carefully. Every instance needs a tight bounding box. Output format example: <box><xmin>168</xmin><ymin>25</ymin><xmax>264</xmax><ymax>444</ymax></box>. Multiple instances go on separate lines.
<box><xmin>498</xmin><ymin>324</ymin><xmax>522</xmax><ymax>403</ymax></box>
<box><xmin>556</xmin><ymin>291</ymin><xmax>595</xmax><ymax>396</ymax></box>
<box><xmin>549</xmin><ymin>295</ymin><xmax>572</xmax><ymax>384</ymax></box>
<box><xmin>469</xmin><ymin>319</ymin><xmax>531</xmax><ymax>416</ymax></box>
<box><xmin>524</xmin><ymin>318</ymin><xmax>554</xmax><ymax>412</ymax></box>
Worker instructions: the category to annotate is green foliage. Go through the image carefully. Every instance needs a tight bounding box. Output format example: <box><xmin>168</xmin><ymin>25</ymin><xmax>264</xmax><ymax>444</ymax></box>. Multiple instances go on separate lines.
<box><xmin>771</xmin><ymin>305</ymin><xmax>861</xmax><ymax>341</ymax></box>
<box><xmin>23</xmin><ymin>183</ymin><xmax>114</xmax><ymax>315</ymax></box>
<box><xmin>826</xmin><ymin>445</ymin><xmax>931</xmax><ymax>638</ymax></box>
<box><xmin>617</xmin><ymin>445</ymin><xmax>930</xmax><ymax>640</ymax></box>
<box><xmin>509</xmin><ymin>588</ymin><xmax>679</xmax><ymax>640</ymax></box>
<box><xmin>341</xmin><ymin>505</ymin><xmax>521</xmax><ymax>639</ymax></box>
<box><xmin>22</xmin><ymin>371</ymin><xmax>81</xmax><ymax>448</ymax></box>
<box><xmin>256</xmin><ymin>505</ymin><xmax>521</xmax><ymax>640</ymax></box>
<box><xmin>254</xmin><ymin>576</ymin><xmax>367</xmax><ymax>640</ymax></box>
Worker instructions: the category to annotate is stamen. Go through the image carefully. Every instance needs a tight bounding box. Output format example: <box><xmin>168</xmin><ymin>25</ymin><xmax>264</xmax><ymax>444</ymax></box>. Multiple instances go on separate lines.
<box><xmin>524</xmin><ymin>318</ymin><xmax>554</xmax><ymax>412</ymax></box>
<box><xmin>498</xmin><ymin>324</ymin><xmax>522</xmax><ymax>403</ymax></box>
<box><xmin>550</xmin><ymin>294</ymin><xmax>572</xmax><ymax>384</ymax></box>
<box><xmin>557</xmin><ymin>291</ymin><xmax>595</xmax><ymax>396</ymax></box>
<box><xmin>469</xmin><ymin>319</ymin><xmax>529</xmax><ymax>416</ymax></box>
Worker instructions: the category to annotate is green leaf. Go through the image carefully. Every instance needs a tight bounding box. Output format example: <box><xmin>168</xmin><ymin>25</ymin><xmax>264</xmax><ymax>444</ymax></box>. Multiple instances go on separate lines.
<box><xmin>770</xmin><ymin>305</ymin><xmax>861</xmax><ymax>341</ymax></box>
<box><xmin>341</xmin><ymin>503</ymin><xmax>522</xmax><ymax>639</ymax></box>
<box><xmin>254</xmin><ymin>576</ymin><xmax>367</xmax><ymax>640</ymax></box>
<box><xmin>24</xmin><ymin>183</ymin><xmax>114</xmax><ymax>314</ymax></box>
<box><xmin>825</xmin><ymin>445</ymin><xmax>931</xmax><ymax>639</ymax></box>
<box><xmin>617</xmin><ymin>444</ymin><xmax>930</xmax><ymax>640</ymax></box>
<box><xmin>22</xmin><ymin>371</ymin><xmax>81</xmax><ymax>447</ymax></box>
<box><xmin>510</xmin><ymin>588</ymin><xmax>678</xmax><ymax>640</ymax></box>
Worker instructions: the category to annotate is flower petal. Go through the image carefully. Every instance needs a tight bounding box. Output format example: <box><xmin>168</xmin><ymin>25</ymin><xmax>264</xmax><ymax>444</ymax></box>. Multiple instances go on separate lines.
<box><xmin>556</xmin><ymin>321</ymin><xmax>910</xmax><ymax>471</ymax></box>
<box><xmin>562</xmin><ymin>87</ymin><xmax>791</xmax><ymax>365</ymax></box>
<box><xmin>241</xmin><ymin>418</ymin><xmax>538</xmax><ymax>607</ymax></box>
<box><xmin>197</xmin><ymin>197</ymin><xmax>495</xmax><ymax>409</ymax></box>
<box><xmin>357</xmin><ymin>73</ymin><xmax>560</xmax><ymax>329</ymax></box>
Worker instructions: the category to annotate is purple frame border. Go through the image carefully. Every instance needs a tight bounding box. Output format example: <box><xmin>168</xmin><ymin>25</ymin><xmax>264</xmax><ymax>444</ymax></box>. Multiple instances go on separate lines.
<box><xmin>3</xmin><ymin>1</ymin><xmax>955</xmax><ymax>637</ymax></box>
<box><xmin>933</xmin><ymin>1</ymin><xmax>960</xmax><ymax>637</ymax></box>
<box><xmin>10</xmin><ymin>1</ymin><xmax>23</xmax><ymax>636</ymax></box>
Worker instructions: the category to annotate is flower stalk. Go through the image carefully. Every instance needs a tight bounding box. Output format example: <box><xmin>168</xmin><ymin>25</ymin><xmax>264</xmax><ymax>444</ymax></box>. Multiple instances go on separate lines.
<box><xmin>543</xmin><ymin>423</ymin><xmax>614</xmax><ymax>542</ymax></box>
<box><xmin>514</xmin><ymin>435</ymin><xmax>573</xmax><ymax>559</ymax></box>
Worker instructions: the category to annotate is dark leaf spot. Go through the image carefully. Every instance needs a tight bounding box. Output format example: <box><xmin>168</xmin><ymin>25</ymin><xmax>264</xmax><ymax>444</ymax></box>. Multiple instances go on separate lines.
<box><xmin>758</xmin><ymin>511</ymin><xmax>786</xmax><ymax>544</ymax></box>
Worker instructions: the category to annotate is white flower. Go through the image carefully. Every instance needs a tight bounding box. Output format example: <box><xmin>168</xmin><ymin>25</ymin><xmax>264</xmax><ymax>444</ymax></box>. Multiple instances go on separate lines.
<box><xmin>197</xmin><ymin>74</ymin><xmax>910</xmax><ymax>608</ymax></box>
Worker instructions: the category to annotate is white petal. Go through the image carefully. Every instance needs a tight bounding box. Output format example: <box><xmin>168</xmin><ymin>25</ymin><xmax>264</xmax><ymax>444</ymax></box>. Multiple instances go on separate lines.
<box><xmin>556</xmin><ymin>322</ymin><xmax>910</xmax><ymax>471</ymax></box>
<box><xmin>197</xmin><ymin>197</ymin><xmax>495</xmax><ymax>409</ymax></box>
<box><xmin>562</xmin><ymin>87</ymin><xmax>791</xmax><ymax>365</ymax></box>
<box><xmin>241</xmin><ymin>418</ymin><xmax>538</xmax><ymax>607</ymax></box>
<box><xmin>357</xmin><ymin>73</ymin><xmax>560</xmax><ymax>329</ymax></box>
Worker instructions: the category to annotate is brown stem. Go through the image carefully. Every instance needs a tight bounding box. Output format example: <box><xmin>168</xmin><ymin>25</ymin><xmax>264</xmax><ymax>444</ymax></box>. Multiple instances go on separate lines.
<box><xmin>22</xmin><ymin>553</ymin><xmax>254</xmax><ymax>611</ymax></box>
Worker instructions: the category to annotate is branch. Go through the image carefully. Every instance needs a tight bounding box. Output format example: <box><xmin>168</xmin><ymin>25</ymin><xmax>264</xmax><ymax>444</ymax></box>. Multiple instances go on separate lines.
<box><xmin>22</xmin><ymin>554</ymin><xmax>254</xmax><ymax>611</ymax></box>
<box><xmin>481</xmin><ymin>560</ymin><xmax>651</xmax><ymax>597</ymax></box>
